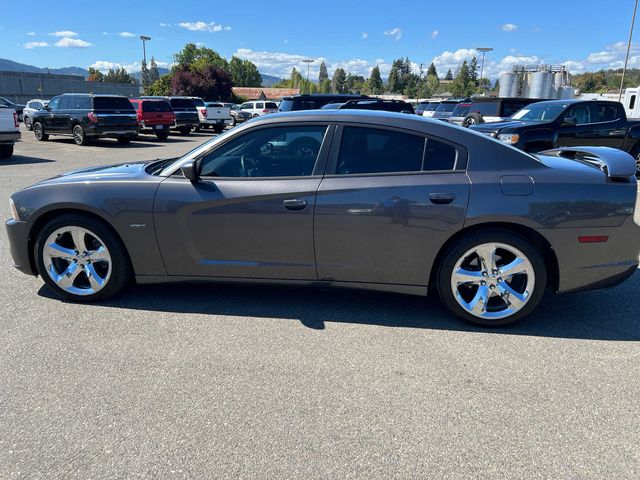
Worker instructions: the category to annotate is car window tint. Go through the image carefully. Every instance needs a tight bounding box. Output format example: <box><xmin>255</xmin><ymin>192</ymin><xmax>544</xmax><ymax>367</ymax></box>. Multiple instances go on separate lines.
<box><xmin>170</xmin><ymin>98</ymin><xmax>196</xmax><ymax>109</ymax></box>
<box><xmin>336</xmin><ymin>127</ymin><xmax>424</xmax><ymax>175</ymax></box>
<box><xmin>470</xmin><ymin>102</ymin><xmax>499</xmax><ymax>116</ymax></box>
<box><xmin>94</xmin><ymin>97</ymin><xmax>135</xmax><ymax>110</ymax></box>
<box><xmin>199</xmin><ymin>125</ymin><xmax>327</xmax><ymax>178</ymax></box>
<box><xmin>69</xmin><ymin>96</ymin><xmax>91</xmax><ymax>109</ymax></box>
<box><xmin>265</xmin><ymin>102</ymin><xmax>278</xmax><ymax>109</ymax></box>
<box><xmin>423</xmin><ymin>139</ymin><xmax>458</xmax><ymax>171</ymax></box>
<box><xmin>240</xmin><ymin>103</ymin><xmax>251</xmax><ymax>109</ymax></box>
<box><xmin>593</xmin><ymin>103</ymin><xmax>620</xmax><ymax>122</ymax></box>
<box><xmin>48</xmin><ymin>97</ymin><xmax>60</xmax><ymax>110</ymax></box>
<box><xmin>59</xmin><ymin>96</ymin><xmax>71</xmax><ymax>109</ymax></box>
<box><xmin>192</xmin><ymin>98</ymin><xmax>205</xmax><ymax>107</ymax></box>
<box><xmin>256</xmin><ymin>102</ymin><xmax>264</xmax><ymax>109</ymax></box>
<box><xmin>567</xmin><ymin>105</ymin><xmax>592</xmax><ymax>125</ymax></box>
<box><xmin>143</xmin><ymin>101</ymin><xmax>172</xmax><ymax>112</ymax></box>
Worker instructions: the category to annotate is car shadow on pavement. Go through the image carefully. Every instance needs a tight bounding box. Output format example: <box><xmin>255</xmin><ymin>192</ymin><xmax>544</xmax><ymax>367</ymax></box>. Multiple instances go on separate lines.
<box><xmin>46</xmin><ymin>138</ymin><xmax>163</xmax><ymax>148</ymax></box>
<box><xmin>0</xmin><ymin>155</ymin><xmax>55</xmax><ymax>166</ymax></box>
<box><xmin>37</xmin><ymin>271</ymin><xmax>640</xmax><ymax>341</ymax></box>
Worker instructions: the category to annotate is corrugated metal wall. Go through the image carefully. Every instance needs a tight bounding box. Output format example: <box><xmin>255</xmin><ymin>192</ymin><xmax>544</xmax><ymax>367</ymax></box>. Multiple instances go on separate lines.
<box><xmin>0</xmin><ymin>71</ymin><xmax>140</xmax><ymax>103</ymax></box>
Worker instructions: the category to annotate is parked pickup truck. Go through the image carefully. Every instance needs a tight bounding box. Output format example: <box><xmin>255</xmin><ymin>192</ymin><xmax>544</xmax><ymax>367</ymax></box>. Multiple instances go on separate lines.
<box><xmin>188</xmin><ymin>98</ymin><xmax>229</xmax><ymax>133</ymax></box>
<box><xmin>0</xmin><ymin>106</ymin><xmax>20</xmax><ymax>158</ymax></box>
<box><xmin>471</xmin><ymin>99</ymin><xmax>640</xmax><ymax>175</ymax></box>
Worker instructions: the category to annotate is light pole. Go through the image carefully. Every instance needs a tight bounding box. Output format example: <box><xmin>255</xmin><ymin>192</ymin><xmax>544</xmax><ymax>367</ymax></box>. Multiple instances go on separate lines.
<box><xmin>140</xmin><ymin>35</ymin><xmax>151</xmax><ymax>92</ymax></box>
<box><xmin>476</xmin><ymin>47</ymin><xmax>493</xmax><ymax>93</ymax></box>
<box><xmin>620</xmin><ymin>0</ymin><xmax>639</xmax><ymax>102</ymax></box>
<box><xmin>303</xmin><ymin>59</ymin><xmax>314</xmax><ymax>89</ymax></box>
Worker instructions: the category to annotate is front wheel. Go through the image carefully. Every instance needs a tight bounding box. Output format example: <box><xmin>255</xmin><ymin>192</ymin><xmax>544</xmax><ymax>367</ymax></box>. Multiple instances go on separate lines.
<box><xmin>24</xmin><ymin>116</ymin><xmax>33</xmax><ymax>131</ymax></box>
<box><xmin>35</xmin><ymin>214</ymin><xmax>132</xmax><ymax>302</ymax></box>
<box><xmin>33</xmin><ymin>122</ymin><xmax>48</xmax><ymax>141</ymax></box>
<box><xmin>437</xmin><ymin>231</ymin><xmax>546</xmax><ymax>326</ymax></box>
<box><xmin>0</xmin><ymin>144</ymin><xmax>13</xmax><ymax>159</ymax></box>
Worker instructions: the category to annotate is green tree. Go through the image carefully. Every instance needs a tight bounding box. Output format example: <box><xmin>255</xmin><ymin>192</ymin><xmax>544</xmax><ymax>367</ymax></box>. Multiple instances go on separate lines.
<box><xmin>331</xmin><ymin>67</ymin><xmax>347</xmax><ymax>93</ymax></box>
<box><xmin>319</xmin><ymin>78</ymin><xmax>331</xmax><ymax>93</ymax></box>
<box><xmin>427</xmin><ymin>62</ymin><xmax>438</xmax><ymax>79</ymax></box>
<box><xmin>141</xmin><ymin>59</ymin><xmax>150</xmax><ymax>91</ymax></box>
<box><xmin>104</xmin><ymin>67</ymin><xmax>136</xmax><ymax>84</ymax></box>
<box><xmin>229</xmin><ymin>56</ymin><xmax>262</xmax><ymax>87</ymax></box>
<box><xmin>368</xmin><ymin>65</ymin><xmax>384</xmax><ymax>94</ymax></box>
<box><xmin>318</xmin><ymin>62</ymin><xmax>329</xmax><ymax>83</ymax></box>
<box><xmin>469</xmin><ymin>56</ymin><xmax>479</xmax><ymax>86</ymax></box>
<box><xmin>445</xmin><ymin>69</ymin><xmax>454</xmax><ymax>81</ymax></box>
<box><xmin>147</xmin><ymin>74</ymin><xmax>172</xmax><ymax>96</ymax></box>
<box><xmin>174</xmin><ymin>43</ymin><xmax>229</xmax><ymax>71</ymax></box>
<box><xmin>451</xmin><ymin>60</ymin><xmax>474</xmax><ymax>97</ymax></box>
<box><xmin>149</xmin><ymin>57</ymin><xmax>160</xmax><ymax>84</ymax></box>
<box><xmin>87</xmin><ymin>67</ymin><xmax>104</xmax><ymax>82</ymax></box>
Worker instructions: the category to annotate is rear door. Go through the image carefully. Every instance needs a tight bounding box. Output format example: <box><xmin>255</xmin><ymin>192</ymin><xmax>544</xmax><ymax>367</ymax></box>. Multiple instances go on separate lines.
<box><xmin>154</xmin><ymin>123</ymin><xmax>334</xmax><ymax>279</ymax></box>
<box><xmin>557</xmin><ymin>102</ymin><xmax>626</xmax><ymax>148</ymax></box>
<box><xmin>314</xmin><ymin>124</ymin><xmax>470</xmax><ymax>286</ymax></box>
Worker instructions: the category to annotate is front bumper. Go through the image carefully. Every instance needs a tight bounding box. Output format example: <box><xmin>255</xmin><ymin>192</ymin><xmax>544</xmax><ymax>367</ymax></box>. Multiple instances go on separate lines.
<box><xmin>5</xmin><ymin>218</ymin><xmax>36</xmax><ymax>276</ymax></box>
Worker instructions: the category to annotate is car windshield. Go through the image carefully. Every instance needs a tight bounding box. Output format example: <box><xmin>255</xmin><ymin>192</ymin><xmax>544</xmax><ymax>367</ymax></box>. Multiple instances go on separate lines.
<box><xmin>511</xmin><ymin>103</ymin><xmax>568</xmax><ymax>121</ymax></box>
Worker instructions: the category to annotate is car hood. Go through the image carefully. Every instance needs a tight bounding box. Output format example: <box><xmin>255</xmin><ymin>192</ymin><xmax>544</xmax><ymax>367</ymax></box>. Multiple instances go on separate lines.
<box><xmin>35</xmin><ymin>161</ymin><xmax>151</xmax><ymax>186</ymax></box>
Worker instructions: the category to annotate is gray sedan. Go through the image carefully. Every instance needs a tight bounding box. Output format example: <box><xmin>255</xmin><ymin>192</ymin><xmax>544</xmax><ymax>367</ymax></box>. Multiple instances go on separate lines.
<box><xmin>6</xmin><ymin>111</ymin><xmax>640</xmax><ymax>326</ymax></box>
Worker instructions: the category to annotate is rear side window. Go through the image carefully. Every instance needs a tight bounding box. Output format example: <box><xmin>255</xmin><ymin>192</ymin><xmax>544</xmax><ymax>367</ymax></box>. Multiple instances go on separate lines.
<box><xmin>424</xmin><ymin>139</ymin><xmax>458</xmax><ymax>171</ymax></box>
<box><xmin>68</xmin><ymin>96</ymin><xmax>91</xmax><ymax>109</ymax></box>
<box><xmin>256</xmin><ymin>102</ymin><xmax>264</xmax><ymax>109</ymax></box>
<box><xmin>436</xmin><ymin>102</ymin><xmax>458</xmax><ymax>113</ymax></box>
<box><xmin>593</xmin><ymin>103</ymin><xmax>621</xmax><ymax>122</ymax></box>
<box><xmin>94</xmin><ymin>97</ymin><xmax>135</xmax><ymax>111</ymax></box>
<box><xmin>502</xmin><ymin>101</ymin><xmax>530</xmax><ymax>117</ymax></box>
<box><xmin>336</xmin><ymin>127</ymin><xmax>425</xmax><ymax>175</ymax></box>
<box><xmin>265</xmin><ymin>102</ymin><xmax>278</xmax><ymax>109</ymax></box>
<box><xmin>143</xmin><ymin>101</ymin><xmax>172</xmax><ymax>112</ymax></box>
<box><xmin>192</xmin><ymin>98</ymin><xmax>205</xmax><ymax>107</ymax></box>
<box><xmin>469</xmin><ymin>102</ymin><xmax>499</xmax><ymax>116</ymax></box>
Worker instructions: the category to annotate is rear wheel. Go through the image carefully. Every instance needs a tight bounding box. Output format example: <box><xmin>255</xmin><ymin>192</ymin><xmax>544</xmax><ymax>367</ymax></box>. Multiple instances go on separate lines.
<box><xmin>437</xmin><ymin>231</ymin><xmax>546</xmax><ymax>326</ymax></box>
<box><xmin>34</xmin><ymin>214</ymin><xmax>132</xmax><ymax>302</ymax></box>
<box><xmin>630</xmin><ymin>145</ymin><xmax>640</xmax><ymax>177</ymax></box>
<box><xmin>0</xmin><ymin>145</ymin><xmax>13</xmax><ymax>159</ymax></box>
<box><xmin>34</xmin><ymin>122</ymin><xmax>48</xmax><ymax>141</ymax></box>
<box><xmin>213</xmin><ymin>124</ymin><xmax>224</xmax><ymax>133</ymax></box>
<box><xmin>179</xmin><ymin>127</ymin><xmax>191</xmax><ymax>135</ymax></box>
<box><xmin>252</xmin><ymin>113</ymin><xmax>259</xmax><ymax>118</ymax></box>
<box><xmin>117</xmin><ymin>136</ymin><xmax>131</xmax><ymax>145</ymax></box>
<box><xmin>24</xmin><ymin>116</ymin><xmax>33</xmax><ymax>131</ymax></box>
<box><xmin>462</xmin><ymin>113</ymin><xmax>484</xmax><ymax>127</ymax></box>
<box><xmin>230</xmin><ymin>116</ymin><xmax>237</xmax><ymax>127</ymax></box>
<box><xmin>73</xmin><ymin>125</ymin><xmax>89</xmax><ymax>146</ymax></box>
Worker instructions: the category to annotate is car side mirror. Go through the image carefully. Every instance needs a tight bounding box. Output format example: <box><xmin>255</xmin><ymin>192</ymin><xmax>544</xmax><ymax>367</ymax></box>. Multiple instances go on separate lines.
<box><xmin>562</xmin><ymin>117</ymin><xmax>577</xmax><ymax>126</ymax></box>
<box><xmin>181</xmin><ymin>160</ymin><xmax>199</xmax><ymax>182</ymax></box>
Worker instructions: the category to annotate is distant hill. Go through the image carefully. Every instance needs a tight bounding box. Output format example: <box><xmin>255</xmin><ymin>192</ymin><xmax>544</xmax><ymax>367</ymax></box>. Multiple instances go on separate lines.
<box><xmin>0</xmin><ymin>58</ymin><xmax>89</xmax><ymax>76</ymax></box>
<box><xmin>130</xmin><ymin>68</ymin><xmax>170</xmax><ymax>82</ymax></box>
<box><xmin>260</xmin><ymin>73</ymin><xmax>282</xmax><ymax>87</ymax></box>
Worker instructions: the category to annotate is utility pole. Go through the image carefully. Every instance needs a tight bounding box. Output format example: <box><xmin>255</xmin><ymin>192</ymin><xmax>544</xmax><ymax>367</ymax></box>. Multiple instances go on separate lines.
<box><xmin>476</xmin><ymin>47</ymin><xmax>493</xmax><ymax>94</ymax></box>
<box><xmin>620</xmin><ymin>0</ymin><xmax>639</xmax><ymax>102</ymax></box>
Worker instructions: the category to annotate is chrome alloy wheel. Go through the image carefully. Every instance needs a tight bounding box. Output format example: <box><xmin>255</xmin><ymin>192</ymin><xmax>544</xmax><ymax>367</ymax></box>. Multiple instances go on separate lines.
<box><xmin>42</xmin><ymin>226</ymin><xmax>112</xmax><ymax>296</ymax></box>
<box><xmin>450</xmin><ymin>242</ymin><xmax>535</xmax><ymax>320</ymax></box>
<box><xmin>635</xmin><ymin>152</ymin><xmax>640</xmax><ymax>175</ymax></box>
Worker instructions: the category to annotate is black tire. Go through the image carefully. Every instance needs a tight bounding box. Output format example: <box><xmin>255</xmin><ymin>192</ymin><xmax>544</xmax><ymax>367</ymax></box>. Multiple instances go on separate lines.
<box><xmin>24</xmin><ymin>116</ymin><xmax>33</xmax><ymax>131</ymax></box>
<box><xmin>73</xmin><ymin>124</ymin><xmax>89</xmax><ymax>146</ymax></box>
<box><xmin>34</xmin><ymin>214</ymin><xmax>132</xmax><ymax>302</ymax></box>
<box><xmin>437</xmin><ymin>230</ymin><xmax>547</xmax><ymax>327</ymax></box>
<box><xmin>230</xmin><ymin>116</ymin><xmax>237</xmax><ymax>127</ymax></box>
<box><xmin>213</xmin><ymin>124</ymin><xmax>224</xmax><ymax>134</ymax></box>
<box><xmin>252</xmin><ymin>113</ymin><xmax>259</xmax><ymax>118</ymax></box>
<box><xmin>117</xmin><ymin>137</ymin><xmax>131</xmax><ymax>145</ymax></box>
<box><xmin>155</xmin><ymin>130</ymin><xmax>170</xmax><ymax>141</ymax></box>
<box><xmin>0</xmin><ymin>144</ymin><xmax>13</xmax><ymax>159</ymax></box>
<box><xmin>179</xmin><ymin>127</ymin><xmax>191</xmax><ymax>135</ymax></box>
<box><xmin>462</xmin><ymin>113</ymin><xmax>484</xmax><ymax>127</ymax></box>
<box><xmin>630</xmin><ymin>145</ymin><xmax>640</xmax><ymax>177</ymax></box>
<box><xmin>194</xmin><ymin>125</ymin><xmax>201</xmax><ymax>132</ymax></box>
<box><xmin>33</xmin><ymin>122</ymin><xmax>48</xmax><ymax>141</ymax></box>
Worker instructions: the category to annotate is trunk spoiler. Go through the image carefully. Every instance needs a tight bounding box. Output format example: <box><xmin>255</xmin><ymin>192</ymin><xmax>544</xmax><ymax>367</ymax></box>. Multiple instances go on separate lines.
<box><xmin>538</xmin><ymin>146</ymin><xmax>637</xmax><ymax>180</ymax></box>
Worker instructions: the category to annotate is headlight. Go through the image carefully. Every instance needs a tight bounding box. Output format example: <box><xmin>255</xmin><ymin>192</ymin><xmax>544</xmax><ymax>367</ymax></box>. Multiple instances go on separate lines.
<box><xmin>9</xmin><ymin>197</ymin><xmax>20</xmax><ymax>221</ymax></box>
<box><xmin>498</xmin><ymin>133</ymin><xmax>520</xmax><ymax>144</ymax></box>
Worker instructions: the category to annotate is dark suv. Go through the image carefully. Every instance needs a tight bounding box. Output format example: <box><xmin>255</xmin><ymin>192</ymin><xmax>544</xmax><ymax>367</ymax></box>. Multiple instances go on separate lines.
<box><xmin>340</xmin><ymin>98</ymin><xmax>415</xmax><ymax>114</ymax></box>
<box><xmin>141</xmin><ymin>96</ymin><xmax>199</xmax><ymax>135</ymax></box>
<box><xmin>460</xmin><ymin>97</ymin><xmax>542</xmax><ymax>127</ymax></box>
<box><xmin>279</xmin><ymin>94</ymin><xmax>371</xmax><ymax>112</ymax></box>
<box><xmin>32</xmin><ymin>94</ymin><xmax>138</xmax><ymax>145</ymax></box>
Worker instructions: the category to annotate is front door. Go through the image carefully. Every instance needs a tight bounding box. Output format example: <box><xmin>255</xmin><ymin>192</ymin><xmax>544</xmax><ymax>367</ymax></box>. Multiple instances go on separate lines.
<box><xmin>154</xmin><ymin>123</ymin><xmax>333</xmax><ymax>280</ymax></box>
<box><xmin>314</xmin><ymin>125</ymin><xmax>470</xmax><ymax>286</ymax></box>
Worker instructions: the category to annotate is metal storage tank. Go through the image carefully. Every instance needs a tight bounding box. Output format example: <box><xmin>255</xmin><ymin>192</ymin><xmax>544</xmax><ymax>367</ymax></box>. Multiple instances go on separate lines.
<box><xmin>499</xmin><ymin>73</ymin><xmax>515</xmax><ymax>98</ymax></box>
<box><xmin>530</xmin><ymin>71</ymin><xmax>551</xmax><ymax>98</ymax></box>
<box><xmin>559</xmin><ymin>86</ymin><xmax>576</xmax><ymax>99</ymax></box>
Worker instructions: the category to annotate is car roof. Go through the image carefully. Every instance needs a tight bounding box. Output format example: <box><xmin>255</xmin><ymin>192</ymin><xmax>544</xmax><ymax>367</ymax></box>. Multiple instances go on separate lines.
<box><xmin>58</xmin><ymin>93</ymin><xmax>127</xmax><ymax>98</ymax></box>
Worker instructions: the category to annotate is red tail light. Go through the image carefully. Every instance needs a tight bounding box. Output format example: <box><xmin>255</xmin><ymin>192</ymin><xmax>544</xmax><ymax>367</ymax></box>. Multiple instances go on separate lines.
<box><xmin>202</xmin><ymin>109</ymin><xmax>207</xmax><ymax>117</ymax></box>
<box><xmin>13</xmin><ymin>112</ymin><xmax>18</xmax><ymax>128</ymax></box>
<box><xmin>87</xmin><ymin>112</ymin><xmax>98</xmax><ymax>124</ymax></box>
<box><xmin>262</xmin><ymin>110</ymin><xmax>269</xmax><ymax>113</ymax></box>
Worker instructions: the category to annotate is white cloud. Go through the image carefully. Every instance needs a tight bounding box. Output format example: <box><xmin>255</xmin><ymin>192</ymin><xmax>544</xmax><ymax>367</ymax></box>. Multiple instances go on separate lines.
<box><xmin>431</xmin><ymin>30</ymin><xmax>439</xmax><ymax>39</ymax></box>
<box><xmin>383</xmin><ymin>28</ymin><xmax>402</xmax><ymax>41</ymax></box>
<box><xmin>586</xmin><ymin>51</ymin><xmax>617</xmax><ymax>64</ymax></box>
<box><xmin>55</xmin><ymin>37</ymin><xmax>93</xmax><ymax>48</ymax></box>
<box><xmin>160</xmin><ymin>22</ymin><xmax>172</xmax><ymax>28</ymax></box>
<box><xmin>101</xmin><ymin>32</ymin><xmax>109</xmax><ymax>35</ymax></box>
<box><xmin>90</xmin><ymin>60</ymin><xmax>170</xmax><ymax>73</ymax></box>
<box><xmin>118</xmin><ymin>32</ymin><xmax>136</xmax><ymax>38</ymax></box>
<box><xmin>24</xmin><ymin>41</ymin><xmax>49</xmax><ymax>49</ymax></box>
<box><xmin>502</xmin><ymin>23</ymin><xmax>518</xmax><ymax>32</ymax></box>
<box><xmin>362</xmin><ymin>32</ymin><xmax>369</xmax><ymax>39</ymax></box>
<box><xmin>26</xmin><ymin>32</ymin><xmax>36</xmax><ymax>36</ymax></box>
<box><xmin>50</xmin><ymin>30</ymin><xmax>78</xmax><ymax>37</ymax></box>
<box><xmin>178</xmin><ymin>21</ymin><xmax>231</xmax><ymax>33</ymax></box>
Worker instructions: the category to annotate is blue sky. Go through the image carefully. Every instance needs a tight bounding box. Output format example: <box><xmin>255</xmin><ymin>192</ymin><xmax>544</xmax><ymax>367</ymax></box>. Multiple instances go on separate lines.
<box><xmin>1</xmin><ymin>0</ymin><xmax>638</xmax><ymax>79</ymax></box>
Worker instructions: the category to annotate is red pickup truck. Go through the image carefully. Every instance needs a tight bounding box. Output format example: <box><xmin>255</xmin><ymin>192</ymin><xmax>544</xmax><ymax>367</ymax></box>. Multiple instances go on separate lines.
<box><xmin>130</xmin><ymin>99</ymin><xmax>175</xmax><ymax>140</ymax></box>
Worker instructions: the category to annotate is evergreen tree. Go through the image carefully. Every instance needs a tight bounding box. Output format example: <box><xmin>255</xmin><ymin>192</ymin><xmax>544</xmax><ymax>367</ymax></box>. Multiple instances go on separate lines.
<box><xmin>331</xmin><ymin>68</ymin><xmax>347</xmax><ymax>93</ymax></box>
<box><xmin>427</xmin><ymin>62</ymin><xmax>438</xmax><ymax>79</ymax></box>
<box><xmin>445</xmin><ymin>69</ymin><xmax>454</xmax><ymax>81</ymax></box>
<box><xmin>318</xmin><ymin>62</ymin><xmax>329</xmax><ymax>83</ymax></box>
<box><xmin>319</xmin><ymin>78</ymin><xmax>332</xmax><ymax>93</ymax></box>
<box><xmin>149</xmin><ymin>57</ymin><xmax>160</xmax><ymax>84</ymax></box>
<box><xmin>451</xmin><ymin>60</ymin><xmax>473</xmax><ymax>97</ymax></box>
<box><xmin>141</xmin><ymin>59</ymin><xmax>150</xmax><ymax>91</ymax></box>
<box><xmin>229</xmin><ymin>56</ymin><xmax>262</xmax><ymax>86</ymax></box>
<box><xmin>368</xmin><ymin>65</ymin><xmax>384</xmax><ymax>94</ymax></box>
<box><xmin>469</xmin><ymin>57</ymin><xmax>479</xmax><ymax>86</ymax></box>
<box><xmin>87</xmin><ymin>67</ymin><xmax>104</xmax><ymax>82</ymax></box>
<box><xmin>104</xmin><ymin>67</ymin><xmax>136</xmax><ymax>84</ymax></box>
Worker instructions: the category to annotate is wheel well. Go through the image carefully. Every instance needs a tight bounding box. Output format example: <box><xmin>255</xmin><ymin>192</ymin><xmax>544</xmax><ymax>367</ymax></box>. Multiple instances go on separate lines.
<box><xmin>27</xmin><ymin>208</ymin><xmax>133</xmax><ymax>275</ymax></box>
<box><xmin>428</xmin><ymin>222</ymin><xmax>559</xmax><ymax>292</ymax></box>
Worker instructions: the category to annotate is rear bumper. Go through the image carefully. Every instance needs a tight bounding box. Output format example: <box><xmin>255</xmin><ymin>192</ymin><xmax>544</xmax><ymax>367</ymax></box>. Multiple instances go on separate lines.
<box><xmin>5</xmin><ymin>218</ymin><xmax>36</xmax><ymax>276</ymax></box>
<box><xmin>0</xmin><ymin>131</ymin><xmax>20</xmax><ymax>143</ymax></box>
<box><xmin>86</xmin><ymin>125</ymin><xmax>138</xmax><ymax>137</ymax></box>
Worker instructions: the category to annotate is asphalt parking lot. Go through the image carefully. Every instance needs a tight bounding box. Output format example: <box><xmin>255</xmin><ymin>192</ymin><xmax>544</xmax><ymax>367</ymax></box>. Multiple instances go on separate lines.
<box><xmin>1</xmin><ymin>125</ymin><xmax>639</xmax><ymax>479</ymax></box>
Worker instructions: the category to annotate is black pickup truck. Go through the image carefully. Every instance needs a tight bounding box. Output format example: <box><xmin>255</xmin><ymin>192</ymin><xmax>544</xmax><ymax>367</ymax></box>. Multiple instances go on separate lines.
<box><xmin>470</xmin><ymin>99</ymin><xmax>640</xmax><ymax>174</ymax></box>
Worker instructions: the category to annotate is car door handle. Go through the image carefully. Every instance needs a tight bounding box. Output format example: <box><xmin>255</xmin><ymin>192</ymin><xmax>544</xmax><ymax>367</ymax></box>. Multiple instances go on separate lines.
<box><xmin>283</xmin><ymin>199</ymin><xmax>308</xmax><ymax>211</ymax></box>
<box><xmin>428</xmin><ymin>193</ymin><xmax>456</xmax><ymax>205</ymax></box>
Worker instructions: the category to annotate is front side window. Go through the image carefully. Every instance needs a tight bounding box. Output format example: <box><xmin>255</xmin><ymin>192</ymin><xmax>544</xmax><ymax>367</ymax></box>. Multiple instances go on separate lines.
<box><xmin>240</xmin><ymin>103</ymin><xmax>252</xmax><ymax>110</ymax></box>
<box><xmin>47</xmin><ymin>97</ymin><xmax>60</xmax><ymax>110</ymax></box>
<box><xmin>565</xmin><ymin>105</ymin><xmax>592</xmax><ymax>125</ymax></box>
<box><xmin>336</xmin><ymin>127</ymin><xmax>424</xmax><ymax>175</ymax></box>
<box><xmin>199</xmin><ymin>125</ymin><xmax>328</xmax><ymax>178</ymax></box>
<box><xmin>59</xmin><ymin>96</ymin><xmax>71</xmax><ymax>109</ymax></box>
